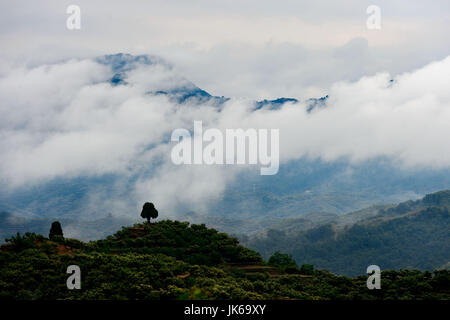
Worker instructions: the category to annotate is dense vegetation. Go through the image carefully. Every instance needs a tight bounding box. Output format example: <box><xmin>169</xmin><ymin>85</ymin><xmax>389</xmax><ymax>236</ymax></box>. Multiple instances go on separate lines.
<box><xmin>89</xmin><ymin>220</ymin><xmax>262</xmax><ymax>265</ymax></box>
<box><xmin>245</xmin><ymin>191</ymin><xmax>450</xmax><ymax>276</ymax></box>
<box><xmin>0</xmin><ymin>220</ymin><xmax>449</xmax><ymax>300</ymax></box>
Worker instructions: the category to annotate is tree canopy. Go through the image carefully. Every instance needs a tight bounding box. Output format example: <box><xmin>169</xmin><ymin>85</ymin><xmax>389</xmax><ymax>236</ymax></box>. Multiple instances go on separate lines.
<box><xmin>141</xmin><ymin>202</ymin><xmax>158</xmax><ymax>223</ymax></box>
<box><xmin>1</xmin><ymin>220</ymin><xmax>449</xmax><ymax>300</ymax></box>
<box><xmin>49</xmin><ymin>221</ymin><xmax>63</xmax><ymax>239</ymax></box>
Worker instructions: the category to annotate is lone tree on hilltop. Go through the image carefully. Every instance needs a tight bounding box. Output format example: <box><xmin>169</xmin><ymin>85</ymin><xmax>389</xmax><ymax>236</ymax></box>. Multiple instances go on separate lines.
<box><xmin>49</xmin><ymin>221</ymin><xmax>63</xmax><ymax>239</ymax></box>
<box><xmin>141</xmin><ymin>202</ymin><xmax>158</xmax><ymax>223</ymax></box>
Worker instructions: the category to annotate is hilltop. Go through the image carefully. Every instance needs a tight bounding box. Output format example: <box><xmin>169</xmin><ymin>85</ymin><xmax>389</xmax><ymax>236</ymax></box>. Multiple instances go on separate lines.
<box><xmin>0</xmin><ymin>219</ymin><xmax>449</xmax><ymax>300</ymax></box>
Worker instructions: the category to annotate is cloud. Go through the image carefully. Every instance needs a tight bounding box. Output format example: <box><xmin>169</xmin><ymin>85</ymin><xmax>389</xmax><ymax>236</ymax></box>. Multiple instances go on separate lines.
<box><xmin>269</xmin><ymin>56</ymin><xmax>450</xmax><ymax>167</ymax></box>
<box><xmin>1</xmin><ymin>1</ymin><xmax>449</xmax><ymax>99</ymax></box>
<box><xmin>0</xmin><ymin>55</ymin><xmax>450</xmax><ymax>218</ymax></box>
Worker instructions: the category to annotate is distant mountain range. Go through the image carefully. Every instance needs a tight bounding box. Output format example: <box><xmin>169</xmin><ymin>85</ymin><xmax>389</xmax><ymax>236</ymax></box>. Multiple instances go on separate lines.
<box><xmin>1</xmin><ymin>53</ymin><xmax>450</xmax><ymax>242</ymax></box>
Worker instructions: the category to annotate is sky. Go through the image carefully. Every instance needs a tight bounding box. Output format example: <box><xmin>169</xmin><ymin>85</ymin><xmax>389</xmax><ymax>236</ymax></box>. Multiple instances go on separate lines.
<box><xmin>1</xmin><ymin>0</ymin><xmax>449</xmax><ymax>98</ymax></box>
<box><xmin>0</xmin><ymin>1</ymin><xmax>449</xmax><ymax>219</ymax></box>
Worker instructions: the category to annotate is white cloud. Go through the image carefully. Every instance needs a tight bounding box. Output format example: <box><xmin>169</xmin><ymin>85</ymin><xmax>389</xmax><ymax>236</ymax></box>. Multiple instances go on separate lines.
<box><xmin>1</xmin><ymin>55</ymin><xmax>449</xmax><ymax>218</ymax></box>
<box><xmin>1</xmin><ymin>1</ymin><xmax>449</xmax><ymax>98</ymax></box>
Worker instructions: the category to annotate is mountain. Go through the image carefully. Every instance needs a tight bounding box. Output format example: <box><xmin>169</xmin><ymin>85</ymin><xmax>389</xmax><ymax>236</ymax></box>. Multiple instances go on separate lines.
<box><xmin>254</xmin><ymin>95</ymin><xmax>328</xmax><ymax>111</ymax></box>
<box><xmin>1</xmin><ymin>53</ymin><xmax>450</xmax><ymax>239</ymax></box>
<box><xmin>244</xmin><ymin>190</ymin><xmax>450</xmax><ymax>276</ymax></box>
<box><xmin>1</xmin><ymin>220</ymin><xmax>448</xmax><ymax>300</ymax></box>
<box><xmin>97</xmin><ymin>53</ymin><xmax>229</xmax><ymax>105</ymax></box>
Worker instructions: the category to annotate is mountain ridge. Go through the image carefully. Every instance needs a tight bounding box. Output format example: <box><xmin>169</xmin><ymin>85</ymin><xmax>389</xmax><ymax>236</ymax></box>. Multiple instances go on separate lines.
<box><xmin>244</xmin><ymin>190</ymin><xmax>450</xmax><ymax>276</ymax></box>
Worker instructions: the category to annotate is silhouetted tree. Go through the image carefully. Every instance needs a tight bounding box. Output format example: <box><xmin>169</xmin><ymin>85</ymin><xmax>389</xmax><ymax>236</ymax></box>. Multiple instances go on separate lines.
<box><xmin>49</xmin><ymin>221</ymin><xmax>63</xmax><ymax>239</ymax></box>
<box><xmin>141</xmin><ymin>202</ymin><xmax>158</xmax><ymax>223</ymax></box>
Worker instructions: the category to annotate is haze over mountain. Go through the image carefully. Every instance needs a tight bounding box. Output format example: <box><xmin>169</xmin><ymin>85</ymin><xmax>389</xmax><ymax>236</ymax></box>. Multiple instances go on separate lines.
<box><xmin>1</xmin><ymin>53</ymin><xmax>450</xmax><ymax>239</ymax></box>
<box><xmin>1</xmin><ymin>0</ymin><xmax>450</xmax><ymax>304</ymax></box>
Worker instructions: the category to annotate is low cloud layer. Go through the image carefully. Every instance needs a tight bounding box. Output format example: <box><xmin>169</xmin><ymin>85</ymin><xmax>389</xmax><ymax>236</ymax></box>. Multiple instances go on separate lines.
<box><xmin>0</xmin><ymin>55</ymin><xmax>449</xmax><ymax>217</ymax></box>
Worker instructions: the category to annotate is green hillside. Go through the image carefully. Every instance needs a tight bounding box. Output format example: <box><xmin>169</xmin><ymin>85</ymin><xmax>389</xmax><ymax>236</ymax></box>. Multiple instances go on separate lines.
<box><xmin>245</xmin><ymin>191</ymin><xmax>450</xmax><ymax>276</ymax></box>
<box><xmin>0</xmin><ymin>220</ymin><xmax>449</xmax><ymax>300</ymax></box>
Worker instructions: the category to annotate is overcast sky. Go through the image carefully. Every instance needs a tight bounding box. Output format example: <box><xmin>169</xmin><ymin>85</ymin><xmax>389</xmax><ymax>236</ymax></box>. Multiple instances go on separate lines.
<box><xmin>1</xmin><ymin>1</ymin><xmax>449</xmax><ymax>219</ymax></box>
<box><xmin>1</xmin><ymin>0</ymin><xmax>449</xmax><ymax>98</ymax></box>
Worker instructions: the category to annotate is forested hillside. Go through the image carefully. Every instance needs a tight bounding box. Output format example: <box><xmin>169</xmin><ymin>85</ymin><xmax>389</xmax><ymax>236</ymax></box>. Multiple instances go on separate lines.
<box><xmin>245</xmin><ymin>191</ymin><xmax>450</xmax><ymax>276</ymax></box>
<box><xmin>0</xmin><ymin>220</ymin><xmax>449</xmax><ymax>300</ymax></box>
